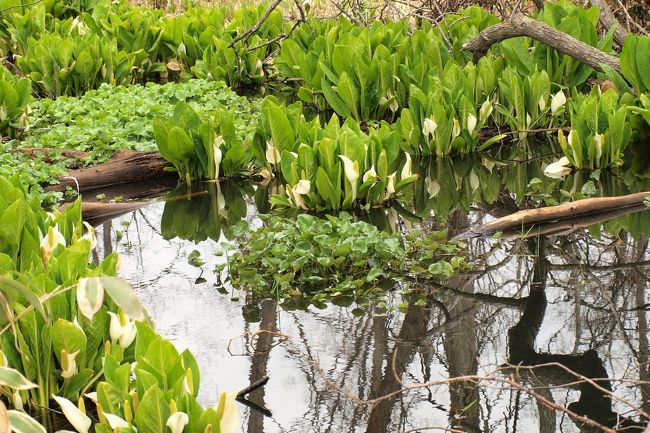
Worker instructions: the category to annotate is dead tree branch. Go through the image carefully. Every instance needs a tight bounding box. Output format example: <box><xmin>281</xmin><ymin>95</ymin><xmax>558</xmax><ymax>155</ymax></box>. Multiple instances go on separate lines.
<box><xmin>228</xmin><ymin>0</ymin><xmax>284</xmax><ymax>48</ymax></box>
<box><xmin>460</xmin><ymin>191</ymin><xmax>650</xmax><ymax>238</ymax></box>
<box><xmin>587</xmin><ymin>0</ymin><xmax>629</xmax><ymax>47</ymax></box>
<box><xmin>463</xmin><ymin>13</ymin><xmax>621</xmax><ymax>72</ymax></box>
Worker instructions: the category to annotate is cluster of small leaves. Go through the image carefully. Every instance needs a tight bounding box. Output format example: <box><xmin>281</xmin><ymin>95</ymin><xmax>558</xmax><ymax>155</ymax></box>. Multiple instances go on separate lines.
<box><xmin>19</xmin><ymin>79</ymin><xmax>259</xmax><ymax>165</ymax></box>
<box><xmin>223</xmin><ymin>213</ymin><xmax>465</xmax><ymax>310</ymax></box>
<box><xmin>0</xmin><ymin>142</ymin><xmax>70</xmax><ymax>205</ymax></box>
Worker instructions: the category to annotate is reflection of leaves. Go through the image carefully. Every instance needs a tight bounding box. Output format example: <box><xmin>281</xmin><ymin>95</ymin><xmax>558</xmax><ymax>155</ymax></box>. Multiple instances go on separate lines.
<box><xmin>412</xmin><ymin>157</ymin><xmax>501</xmax><ymax>221</ymax></box>
<box><xmin>160</xmin><ymin>181</ymin><xmax>252</xmax><ymax>242</ymax></box>
<box><xmin>580</xmin><ymin>180</ymin><xmax>597</xmax><ymax>196</ymax></box>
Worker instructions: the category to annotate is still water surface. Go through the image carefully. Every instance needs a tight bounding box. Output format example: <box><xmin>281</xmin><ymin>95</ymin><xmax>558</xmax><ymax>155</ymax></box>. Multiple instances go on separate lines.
<box><xmin>88</xmin><ymin>185</ymin><xmax>650</xmax><ymax>433</ymax></box>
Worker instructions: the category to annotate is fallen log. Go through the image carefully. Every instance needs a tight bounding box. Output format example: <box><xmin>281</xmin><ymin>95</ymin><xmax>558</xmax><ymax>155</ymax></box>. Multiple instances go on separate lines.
<box><xmin>463</xmin><ymin>13</ymin><xmax>621</xmax><ymax>72</ymax></box>
<box><xmin>460</xmin><ymin>191</ymin><xmax>650</xmax><ymax>239</ymax></box>
<box><xmin>45</xmin><ymin>149</ymin><xmax>173</xmax><ymax>193</ymax></box>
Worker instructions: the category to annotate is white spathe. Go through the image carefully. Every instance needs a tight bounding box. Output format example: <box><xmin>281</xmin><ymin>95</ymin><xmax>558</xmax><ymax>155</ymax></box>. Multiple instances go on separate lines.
<box><xmin>166</xmin><ymin>411</ymin><xmax>189</xmax><ymax>433</ymax></box>
<box><xmin>294</xmin><ymin>179</ymin><xmax>311</xmax><ymax>195</ymax></box>
<box><xmin>386</xmin><ymin>172</ymin><xmax>397</xmax><ymax>197</ymax></box>
<box><xmin>362</xmin><ymin>166</ymin><xmax>377</xmax><ymax>183</ymax></box>
<box><xmin>213</xmin><ymin>135</ymin><xmax>224</xmax><ymax>178</ymax></box>
<box><xmin>215</xmin><ymin>392</ymin><xmax>240</xmax><ymax>433</ymax></box>
<box><xmin>104</xmin><ymin>413</ymin><xmax>130</xmax><ymax>430</ymax></box>
<box><xmin>60</xmin><ymin>350</ymin><xmax>79</xmax><ymax>379</ymax></box>
<box><xmin>544</xmin><ymin>156</ymin><xmax>572</xmax><ymax>178</ymax></box>
<box><xmin>339</xmin><ymin>155</ymin><xmax>360</xmax><ymax>201</ymax></box>
<box><xmin>452</xmin><ymin>118</ymin><xmax>461</xmax><ymax>140</ymax></box>
<box><xmin>107</xmin><ymin>312</ymin><xmax>137</xmax><ymax>349</ymax></box>
<box><xmin>551</xmin><ymin>90</ymin><xmax>567</xmax><ymax>115</ymax></box>
<box><xmin>265</xmin><ymin>141</ymin><xmax>281</xmax><ymax>165</ymax></box>
<box><xmin>479</xmin><ymin>99</ymin><xmax>493</xmax><ymax>122</ymax></box>
<box><xmin>422</xmin><ymin>117</ymin><xmax>437</xmax><ymax>140</ymax></box>
<box><xmin>467</xmin><ymin>113</ymin><xmax>477</xmax><ymax>135</ymax></box>
<box><xmin>40</xmin><ymin>224</ymin><xmax>66</xmax><ymax>262</ymax></box>
<box><xmin>53</xmin><ymin>396</ymin><xmax>91</xmax><ymax>433</ymax></box>
<box><xmin>400</xmin><ymin>153</ymin><xmax>412</xmax><ymax>181</ymax></box>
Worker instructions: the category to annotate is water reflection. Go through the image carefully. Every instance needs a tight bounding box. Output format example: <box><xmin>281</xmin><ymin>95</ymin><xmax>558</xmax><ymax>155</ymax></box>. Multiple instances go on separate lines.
<box><xmin>88</xmin><ymin>152</ymin><xmax>650</xmax><ymax>432</ymax></box>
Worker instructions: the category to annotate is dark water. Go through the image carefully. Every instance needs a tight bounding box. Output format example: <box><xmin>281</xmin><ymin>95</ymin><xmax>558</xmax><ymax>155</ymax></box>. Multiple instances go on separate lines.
<box><xmin>88</xmin><ymin>148</ymin><xmax>650</xmax><ymax>433</ymax></box>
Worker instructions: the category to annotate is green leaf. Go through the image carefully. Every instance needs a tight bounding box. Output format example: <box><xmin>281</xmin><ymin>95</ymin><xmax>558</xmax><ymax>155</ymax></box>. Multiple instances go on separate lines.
<box><xmin>336</xmin><ymin>72</ymin><xmax>359</xmax><ymax>120</ymax></box>
<box><xmin>134</xmin><ymin>385</ymin><xmax>170</xmax><ymax>433</ymax></box>
<box><xmin>264</xmin><ymin>101</ymin><xmax>295</xmax><ymax>152</ymax></box>
<box><xmin>0</xmin><ymin>278</ymin><xmax>47</xmax><ymax>323</ymax></box>
<box><xmin>427</xmin><ymin>261</ymin><xmax>455</xmax><ymax>278</ymax></box>
<box><xmin>0</xmin><ymin>366</ymin><xmax>37</xmax><ymax>390</ymax></box>
<box><xmin>321</xmin><ymin>76</ymin><xmax>351</xmax><ymax>117</ymax></box>
<box><xmin>52</xmin><ymin>319</ymin><xmax>87</xmax><ymax>363</ymax></box>
<box><xmin>636</xmin><ymin>36</ymin><xmax>650</xmax><ymax>92</ymax></box>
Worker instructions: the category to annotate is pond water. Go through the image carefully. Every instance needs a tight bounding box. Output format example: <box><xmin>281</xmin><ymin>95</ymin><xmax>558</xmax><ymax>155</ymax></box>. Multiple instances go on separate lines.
<box><xmin>88</xmin><ymin>152</ymin><xmax>650</xmax><ymax>433</ymax></box>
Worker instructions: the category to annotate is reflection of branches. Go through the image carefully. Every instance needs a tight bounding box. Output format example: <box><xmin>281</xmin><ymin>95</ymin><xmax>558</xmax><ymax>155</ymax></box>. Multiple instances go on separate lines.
<box><xmin>549</xmin><ymin>260</ymin><xmax>650</xmax><ymax>271</ymax></box>
<box><xmin>314</xmin><ymin>350</ymin><xmax>650</xmax><ymax>433</ymax></box>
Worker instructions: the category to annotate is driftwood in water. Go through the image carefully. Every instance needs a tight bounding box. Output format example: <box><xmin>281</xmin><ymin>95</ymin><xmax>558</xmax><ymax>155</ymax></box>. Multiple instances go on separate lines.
<box><xmin>463</xmin><ymin>13</ymin><xmax>621</xmax><ymax>72</ymax></box>
<box><xmin>461</xmin><ymin>191</ymin><xmax>650</xmax><ymax>239</ymax></box>
<box><xmin>45</xmin><ymin>150</ymin><xmax>173</xmax><ymax>193</ymax></box>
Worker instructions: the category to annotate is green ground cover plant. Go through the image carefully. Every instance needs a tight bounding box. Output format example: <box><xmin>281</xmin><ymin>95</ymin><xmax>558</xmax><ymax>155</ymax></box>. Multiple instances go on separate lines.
<box><xmin>2</xmin><ymin>79</ymin><xmax>258</xmax><ymax>202</ymax></box>
<box><xmin>223</xmin><ymin>213</ymin><xmax>465</xmax><ymax>310</ymax></box>
<box><xmin>22</xmin><ymin>79</ymin><xmax>257</xmax><ymax>162</ymax></box>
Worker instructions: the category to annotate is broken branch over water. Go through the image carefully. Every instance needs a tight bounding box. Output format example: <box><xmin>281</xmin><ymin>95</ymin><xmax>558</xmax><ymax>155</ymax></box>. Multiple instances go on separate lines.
<box><xmin>460</xmin><ymin>191</ymin><xmax>650</xmax><ymax>239</ymax></box>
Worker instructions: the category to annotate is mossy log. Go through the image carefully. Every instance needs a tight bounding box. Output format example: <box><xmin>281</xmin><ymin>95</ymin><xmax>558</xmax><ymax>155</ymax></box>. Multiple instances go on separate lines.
<box><xmin>45</xmin><ymin>150</ymin><xmax>173</xmax><ymax>194</ymax></box>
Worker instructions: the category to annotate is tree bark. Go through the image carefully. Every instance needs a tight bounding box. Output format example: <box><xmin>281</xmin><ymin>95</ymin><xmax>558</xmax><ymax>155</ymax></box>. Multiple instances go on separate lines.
<box><xmin>461</xmin><ymin>191</ymin><xmax>650</xmax><ymax>238</ymax></box>
<box><xmin>45</xmin><ymin>150</ymin><xmax>173</xmax><ymax>194</ymax></box>
<box><xmin>587</xmin><ymin>0</ymin><xmax>629</xmax><ymax>48</ymax></box>
<box><xmin>463</xmin><ymin>13</ymin><xmax>621</xmax><ymax>72</ymax></box>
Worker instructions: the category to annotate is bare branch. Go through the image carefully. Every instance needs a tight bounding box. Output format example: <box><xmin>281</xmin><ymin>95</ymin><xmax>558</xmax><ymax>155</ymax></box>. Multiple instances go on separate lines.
<box><xmin>463</xmin><ymin>13</ymin><xmax>621</xmax><ymax>72</ymax></box>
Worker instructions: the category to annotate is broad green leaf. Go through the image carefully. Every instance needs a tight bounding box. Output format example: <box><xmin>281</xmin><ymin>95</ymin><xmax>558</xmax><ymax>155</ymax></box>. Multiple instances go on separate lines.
<box><xmin>134</xmin><ymin>385</ymin><xmax>170</xmax><ymax>433</ymax></box>
<box><xmin>321</xmin><ymin>76</ymin><xmax>351</xmax><ymax>117</ymax></box>
<box><xmin>0</xmin><ymin>278</ymin><xmax>47</xmax><ymax>322</ymax></box>
<box><xmin>52</xmin><ymin>319</ymin><xmax>87</xmax><ymax>363</ymax></box>
<box><xmin>336</xmin><ymin>72</ymin><xmax>359</xmax><ymax>120</ymax></box>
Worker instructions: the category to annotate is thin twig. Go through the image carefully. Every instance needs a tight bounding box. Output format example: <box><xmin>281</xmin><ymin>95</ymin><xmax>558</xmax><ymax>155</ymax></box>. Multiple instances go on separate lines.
<box><xmin>237</xmin><ymin>376</ymin><xmax>270</xmax><ymax>398</ymax></box>
<box><xmin>229</xmin><ymin>0</ymin><xmax>284</xmax><ymax>48</ymax></box>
